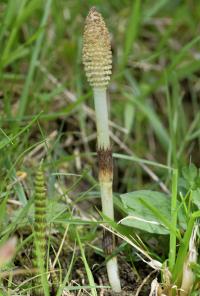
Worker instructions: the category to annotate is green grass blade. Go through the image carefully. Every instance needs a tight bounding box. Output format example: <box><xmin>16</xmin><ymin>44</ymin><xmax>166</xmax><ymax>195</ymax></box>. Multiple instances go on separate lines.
<box><xmin>124</xmin><ymin>92</ymin><xmax>170</xmax><ymax>149</ymax></box>
<box><xmin>121</xmin><ymin>0</ymin><xmax>141</xmax><ymax>69</ymax></box>
<box><xmin>169</xmin><ymin>169</ymin><xmax>178</xmax><ymax>272</ymax></box>
<box><xmin>56</xmin><ymin>245</ymin><xmax>76</xmax><ymax>296</ymax></box>
<box><xmin>17</xmin><ymin>0</ymin><xmax>52</xmax><ymax>119</ymax></box>
<box><xmin>76</xmin><ymin>230</ymin><xmax>97</xmax><ymax>296</ymax></box>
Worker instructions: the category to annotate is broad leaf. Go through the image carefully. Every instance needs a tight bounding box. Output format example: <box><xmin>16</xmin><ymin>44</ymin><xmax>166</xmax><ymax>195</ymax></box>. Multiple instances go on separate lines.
<box><xmin>120</xmin><ymin>190</ymin><xmax>171</xmax><ymax>234</ymax></box>
<box><xmin>182</xmin><ymin>163</ymin><xmax>197</xmax><ymax>185</ymax></box>
<box><xmin>192</xmin><ymin>189</ymin><xmax>200</xmax><ymax>209</ymax></box>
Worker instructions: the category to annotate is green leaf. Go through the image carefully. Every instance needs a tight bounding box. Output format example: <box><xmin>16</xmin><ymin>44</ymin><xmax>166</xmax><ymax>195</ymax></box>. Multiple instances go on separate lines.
<box><xmin>120</xmin><ymin>190</ymin><xmax>171</xmax><ymax>234</ymax></box>
<box><xmin>192</xmin><ymin>189</ymin><xmax>200</xmax><ymax>209</ymax></box>
<box><xmin>182</xmin><ymin>163</ymin><xmax>197</xmax><ymax>185</ymax></box>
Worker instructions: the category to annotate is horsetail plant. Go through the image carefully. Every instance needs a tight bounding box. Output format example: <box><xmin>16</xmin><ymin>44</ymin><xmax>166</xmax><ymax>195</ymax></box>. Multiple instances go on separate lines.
<box><xmin>82</xmin><ymin>7</ymin><xmax>121</xmax><ymax>292</ymax></box>
<box><xmin>33</xmin><ymin>164</ymin><xmax>49</xmax><ymax>296</ymax></box>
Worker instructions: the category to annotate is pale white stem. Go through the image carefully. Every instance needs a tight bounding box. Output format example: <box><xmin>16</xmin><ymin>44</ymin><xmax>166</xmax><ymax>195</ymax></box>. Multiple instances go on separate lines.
<box><xmin>106</xmin><ymin>257</ymin><xmax>121</xmax><ymax>293</ymax></box>
<box><xmin>180</xmin><ymin>225</ymin><xmax>198</xmax><ymax>296</ymax></box>
<box><xmin>93</xmin><ymin>87</ymin><xmax>121</xmax><ymax>293</ymax></box>
<box><xmin>100</xmin><ymin>180</ymin><xmax>114</xmax><ymax>219</ymax></box>
<box><xmin>93</xmin><ymin>88</ymin><xmax>110</xmax><ymax>150</ymax></box>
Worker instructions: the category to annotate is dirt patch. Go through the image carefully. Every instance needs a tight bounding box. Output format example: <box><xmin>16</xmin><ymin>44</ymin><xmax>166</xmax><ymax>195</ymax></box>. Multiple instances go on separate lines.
<box><xmin>71</xmin><ymin>253</ymin><xmax>155</xmax><ymax>296</ymax></box>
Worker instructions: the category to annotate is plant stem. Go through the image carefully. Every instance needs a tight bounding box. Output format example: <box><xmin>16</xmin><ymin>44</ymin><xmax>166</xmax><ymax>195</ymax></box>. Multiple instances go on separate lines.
<box><xmin>172</xmin><ymin>211</ymin><xmax>200</xmax><ymax>285</ymax></box>
<box><xmin>93</xmin><ymin>87</ymin><xmax>121</xmax><ymax>293</ymax></box>
<box><xmin>93</xmin><ymin>88</ymin><xmax>110</xmax><ymax>150</ymax></box>
<box><xmin>82</xmin><ymin>7</ymin><xmax>121</xmax><ymax>292</ymax></box>
<box><xmin>169</xmin><ymin>169</ymin><xmax>178</xmax><ymax>272</ymax></box>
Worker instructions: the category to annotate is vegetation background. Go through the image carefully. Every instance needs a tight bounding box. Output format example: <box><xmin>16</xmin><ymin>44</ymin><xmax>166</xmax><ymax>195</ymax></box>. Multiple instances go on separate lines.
<box><xmin>0</xmin><ymin>0</ymin><xmax>200</xmax><ymax>295</ymax></box>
